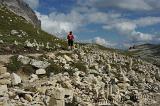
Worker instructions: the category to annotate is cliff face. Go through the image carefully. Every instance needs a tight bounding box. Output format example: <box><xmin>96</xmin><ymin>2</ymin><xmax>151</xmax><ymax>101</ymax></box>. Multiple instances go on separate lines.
<box><xmin>0</xmin><ymin>0</ymin><xmax>41</xmax><ymax>27</ymax></box>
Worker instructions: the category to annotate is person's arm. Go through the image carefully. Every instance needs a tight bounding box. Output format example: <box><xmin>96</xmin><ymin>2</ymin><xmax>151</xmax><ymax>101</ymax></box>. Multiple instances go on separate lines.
<box><xmin>72</xmin><ymin>35</ymin><xmax>74</xmax><ymax>40</ymax></box>
<box><xmin>67</xmin><ymin>34</ymin><xmax>69</xmax><ymax>39</ymax></box>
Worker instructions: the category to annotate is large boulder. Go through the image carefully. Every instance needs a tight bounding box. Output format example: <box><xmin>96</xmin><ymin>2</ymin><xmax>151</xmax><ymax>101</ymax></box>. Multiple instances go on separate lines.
<box><xmin>36</xmin><ymin>69</ymin><xmax>46</xmax><ymax>75</ymax></box>
<box><xmin>24</xmin><ymin>94</ymin><xmax>32</xmax><ymax>102</ymax></box>
<box><xmin>29</xmin><ymin>74</ymin><xmax>38</xmax><ymax>82</ymax></box>
<box><xmin>0</xmin><ymin>79</ymin><xmax>11</xmax><ymax>85</ymax></box>
<box><xmin>11</xmin><ymin>73</ymin><xmax>21</xmax><ymax>85</ymax></box>
<box><xmin>0</xmin><ymin>85</ymin><xmax>8</xmax><ymax>96</ymax></box>
<box><xmin>30</xmin><ymin>59</ymin><xmax>50</xmax><ymax>69</ymax></box>
<box><xmin>0</xmin><ymin>66</ymin><xmax>7</xmax><ymax>75</ymax></box>
<box><xmin>18</xmin><ymin>55</ymin><xmax>31</xmax><ymax>65</ymax></box>
<box><xmin>0</xmin><ymin>72</ymin><xmax>10</xmax><ymax>79</ymax></box>
<box><xmin>49</xmin><ymin>88</ymin><xmax>65</xmax><ymax>106</ymax></box>
<box><xmin>49</xmin><ymin>88</ymin><xmax>73</xmax><ymax>106</ymax></box>
<box><xmin>64</xmin><ymin>55</ymin><xmax>73</xmax><ymax>62</ymax></box>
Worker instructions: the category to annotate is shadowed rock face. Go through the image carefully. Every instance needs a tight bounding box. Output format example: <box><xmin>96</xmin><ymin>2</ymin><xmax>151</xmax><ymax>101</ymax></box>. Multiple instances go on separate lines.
<box><xmin>129</xmin><ymin>44</ymin><xmax>160</xmax><ymax>67</ymax></box>
<box><xmin>0</xmin><ymin>0</ymin><xmax>41</xmax><ymax>27</ymax></box>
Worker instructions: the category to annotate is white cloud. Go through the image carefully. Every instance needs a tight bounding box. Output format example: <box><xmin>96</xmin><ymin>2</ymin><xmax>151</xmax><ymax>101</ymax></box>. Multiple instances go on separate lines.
<box><xmin>93</xmin><ymin>37</ymin><xmax>116</xmax><ymax>47</ymax></box>
<box><xmin>36</xmin><ymin>11</ymin><xmax>84</xmax><ymax>37</ymax></box>
<box><xmin>103</xmin><ymin>21</ymin><xmax>155</xmax><ymax>42</ymax></box>
<box><xmin>77</xmin><ymin>0</ymin><xmax>160</xmax><ymax>11</ymax></box>
<box><xmin>131</xmin><ymin>31</ymin><xmax>153</xmax><ymax>41</ymax></box>
<box><xmin>34</xmin><ymin>0</ymin><xmax>160</xmax><ymax>48</ymax></box>
<box><xmin>36</xmin><ymin>6</ymin><xmax>121</xmax><ymax>38</ymax></box>
<box><xmin>104</xmin><ymin>22</ymin><xmax>136</xmax><ymax>34</ymax></box>
<box><xmin>87</xmin><ymin>12</ymin><xmax>121</xmax><ymax>24</ymax></box>
<box><xmin>115</xmin><ymin>0</ymin><xmax>152</xmax><ymax>11</ymax></box>
<box><xmin>134</xmin><ymin>17</ymin><xmax>160</xmax><ymax>27</ymax></box>
<box><xmin>23</xmin><ymin>0</ymin><xmax>39</xmax><ymax>9</ymax></box>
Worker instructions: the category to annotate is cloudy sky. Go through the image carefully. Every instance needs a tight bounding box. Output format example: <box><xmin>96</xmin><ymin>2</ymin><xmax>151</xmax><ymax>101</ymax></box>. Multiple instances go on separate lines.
<box><xmin>24</xmin><ymin>0</ymin><xmax>160</xmax><ymax>49</ymax></box>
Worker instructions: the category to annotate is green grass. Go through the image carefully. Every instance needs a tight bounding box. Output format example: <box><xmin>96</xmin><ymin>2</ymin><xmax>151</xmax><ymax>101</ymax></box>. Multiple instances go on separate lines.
<box><xmin>46</xmin><ymin>62</ymin><xmax>75</xmax><ymax>76</ymax></box>
<box><xmin>70</xmin><ymin>61</ymin><xmax>87</xmax><ymax>73</ymax></box>
<box><xmin>0</xmin><ymin>5</ymin><xmax>67</xmax><ymax>54</ymax></box>
<box><xmin>6</xmin><ymin>55</ymin><xmax>23</xmax><ymax>72</ymax></box>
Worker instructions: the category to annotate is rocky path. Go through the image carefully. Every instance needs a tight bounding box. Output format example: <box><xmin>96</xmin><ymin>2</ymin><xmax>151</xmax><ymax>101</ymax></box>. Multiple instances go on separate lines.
<box><xmin>0</xmin><ymin>54</ymin><xmax>42</xmax><ymax>64</ymax></box>
<box><xmin>0</xmin><ymin>47</ymin><xmax>160</xmax><ymax>106</ymax></box>
<box><xmin>0</xmin><ymin>50</ymin><xmax>73</xmax><ymax>64</ymax></box>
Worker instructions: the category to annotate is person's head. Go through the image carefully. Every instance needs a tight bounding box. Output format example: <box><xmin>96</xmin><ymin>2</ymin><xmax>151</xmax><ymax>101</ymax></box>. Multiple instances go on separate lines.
<box><xmin>69</xmin><ymin>31</ymin><xmax>72</xmax><ymax>34</ymax></box>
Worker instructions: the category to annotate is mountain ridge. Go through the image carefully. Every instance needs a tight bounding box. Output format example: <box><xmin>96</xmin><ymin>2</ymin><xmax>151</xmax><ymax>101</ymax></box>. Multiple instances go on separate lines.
<box><xmin>128</xmin><ymin>43</ymin><xmax>160</xmax><ymax>67</ymax></box>
<box><xmin>0</xmin><ymin>0</ymin><xmax>41</xmax><ymax>27</ymax></box>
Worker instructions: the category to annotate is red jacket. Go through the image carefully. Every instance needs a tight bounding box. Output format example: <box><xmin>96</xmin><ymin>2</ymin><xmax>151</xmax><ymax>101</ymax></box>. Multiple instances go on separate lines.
<box><xmin>67</xmin><ymin>34</ymin><xmax>74</xmax><ymax>40</ymax></box>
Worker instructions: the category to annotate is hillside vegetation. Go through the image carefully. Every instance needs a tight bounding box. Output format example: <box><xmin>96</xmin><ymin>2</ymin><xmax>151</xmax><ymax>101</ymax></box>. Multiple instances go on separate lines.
<box><xmin>0</xmin><ymin>5</ymin><xmax>67</xmax><ymax>54</ymax></box>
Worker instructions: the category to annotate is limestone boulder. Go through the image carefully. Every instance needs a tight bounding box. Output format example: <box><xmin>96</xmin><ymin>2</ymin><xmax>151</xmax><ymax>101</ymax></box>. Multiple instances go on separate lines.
<box><xmin>0</xmin><ymin>79</ymin><xmax>11</xmax><ymax>85</ymax></box>
<box><xmin>30</xmin><ymin>59</ymin><xmax>50</xmax><ymax>69</ymax></box>
<box><xmin>64</xmin><ymin>55</ymin><xmax>73</xmax><ymax>62</ymax></box>
<box><xmin>17</xmin><ymin>55</ymin><xmax>31</xmax><ymax>65</ymax></box>
<box><xmin>11</xmin><ymin>30</ymin><xmax>19</xmax><ymax>35</ymax></box>
<box><xmin>0</xmin><ymin>72</ymin><xmax>10</xmax><ymax>79</ymax></box>
<box><xmin>24</xmin><ymin>94</ymin><xmax>32</xmax><ymax>102</ymax></box>
<box><xmin>11</xmin><ymin>73</ymin><xmax>21</xmax><ymax>85</ymax></box>
<box><xmin>0</xmin><ymin>85</ymin><xmax>8</xmax><ymax>96</ymax></box>
<box><xmin>29</xmin><ymin>74</ymin><xmax>38</xmax><ymax>82</ymax></box>
<box><xmin>36</xmin><ymin>69</ymin><xmax>46</xmax><ymax>75</ymax></box>
<box><xmin>0</xmin><ymin>66</ymin><xmax>7</xmax><ymax>75</ymax></box>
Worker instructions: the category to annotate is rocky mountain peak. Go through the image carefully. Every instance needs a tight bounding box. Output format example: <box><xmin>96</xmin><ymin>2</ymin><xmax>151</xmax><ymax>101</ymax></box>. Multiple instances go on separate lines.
<box><xmin>0</xmin><ymin>0</ymin><xmax>41</xmax><ymax>27</ymax></box>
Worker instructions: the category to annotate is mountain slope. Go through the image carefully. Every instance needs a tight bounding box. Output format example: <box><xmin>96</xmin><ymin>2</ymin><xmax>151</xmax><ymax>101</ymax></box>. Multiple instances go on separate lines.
<box><xmin>0</xmin><ymin>5</ymin><xmax>67</xmax><ymax>54</ymax></box>
<box><xmin>128</xmin><ymin>44</ymin><xmax>160</xmax><ymax>67</ymax></box>
<box><xmin>0</xmin><ymin>0</ymin><xmax>41</xmax><ymax>27</ymax></box>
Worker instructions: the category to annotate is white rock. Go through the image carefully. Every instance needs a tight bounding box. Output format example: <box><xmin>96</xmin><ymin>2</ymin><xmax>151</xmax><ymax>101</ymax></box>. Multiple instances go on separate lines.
<box><xmin>14</xmin><ymin>40</ymin><xmax>18</xmax><ymax>45</ymax></box>
<box><xmin>11</xmin><ymin>30</ymin><xmax>19</xmax><ymax>35</ymax></box>
<box><xmin>18</xmin><ymin>55</ymin><xmax>31</xmax><ymax>65</ymax></box>
<box><xmin>0</xmin><ymin>85</ymin><xmax>8</xmax><ymax>96</ymax></box>
<box><xmin>24</xmin><ymin>94</ymin><xmax>32</xmax><ymax>102</ymax></box>
<box><xmin>30</xmin><ymin>59</ymin><xmax>50</xmax><ymax>69</ymax></box>
<box><xmin>64</xmin><ymin>55</ymin><xmax>73</xmax><ymax>62</ymax></box>
<box><xmin>25</xmin><ymin>40</ymin><xmax>33</xmax><ymax>47</ymax></box>
<box><xmin>64</xmin><ymin>64</ymin><xmax>70</xmax><ymax>70</ymax></box>
<box><xmin>11</xmin><ymin>73</ymin><xmax>21</xmax><ymax>85</ymax></box>
<box><xmin>0</xmin><ymin>72</ymin><xmax>10</xmax><ymax>79</ymax></box>
<box><xmin>46</xmin><ymin>42</ymin><xmax>50</xmax><ymax>49</ymax></box>
<box><xmin>0</xmin><ymin>40</ymin><xmax>4</xmax><ymax>43</ymax></box>
<box><xmin>0</xmin><ymin>66</ymin><xmax>7</xmax><ymax>75</ymax></box>
<box><xmin>29</xmin><ymin>74</ymin><xmax>38</xmax><ymax>82</ymax></box>
<box><xmin>36</xmin><ymin>69</ymin><xmax>46</xmax><ymax>75</ymax></box>
<box><xmin>46</xmin><ymin>53</ymin><xmax>56</xmax><ymax>59</ymax></box>
<box><xmin>8</xmin><ymin>91</ymin><xmax>16</xmax><ymax>98</ymax></box>
<box><xmin>0</xmin><ymin>79</ymin><xmax>11</xmax><ymax>85</ymax></box>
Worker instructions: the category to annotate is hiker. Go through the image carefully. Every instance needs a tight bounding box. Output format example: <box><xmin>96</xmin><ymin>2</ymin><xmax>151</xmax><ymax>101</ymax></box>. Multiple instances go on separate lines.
<box><xmin>67</xmin><ymin>31</ymin><xmax>74</xmax><ymax>50</ymax></box>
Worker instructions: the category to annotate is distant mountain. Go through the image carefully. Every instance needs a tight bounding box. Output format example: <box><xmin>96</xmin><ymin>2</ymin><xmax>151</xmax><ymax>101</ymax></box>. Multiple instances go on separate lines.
<box><xmin>0</xmin><ymin>0</ymin><xmax>41</xmax><ymax>27</ymax></box>
<box><xmin>128</xmin><ymin>44</ymin><xmax>160</xmax><ymax>67</ymax></box>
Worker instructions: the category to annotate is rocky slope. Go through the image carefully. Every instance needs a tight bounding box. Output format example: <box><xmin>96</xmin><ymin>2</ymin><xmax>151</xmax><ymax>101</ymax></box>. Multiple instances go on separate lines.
<box><xmin>0</xmin><ymin>45</ymin><xmax>160</xmax><ymax>106</ymax></box>
<box><xmin>0</xmin><ymin>4</ymin><xmax>160</xmax><ymax>106</ymax></box>
<box><xmin>128</xmin><ymin>44</ymin><xmax>160</xmax><ymax>68</ymax></box>
<box><xmin>0</xmin><ymin>0</ymin><xmax>41</xmax><ymax>27</ymax></box>
<box><xmin>0</xmin><ymin>5</ymin><xmax>66</xmax><ymax>54</ymax></box>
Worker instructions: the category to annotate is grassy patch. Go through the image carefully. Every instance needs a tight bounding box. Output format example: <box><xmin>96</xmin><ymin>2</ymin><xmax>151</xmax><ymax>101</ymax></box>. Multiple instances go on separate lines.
<box><xmin>0</xmin><ymin>5</ymin><xmax>67</xmax><ymax>54</ymax></box>
<box><xmin>70</xmin><ymin>61</ymin><xmax>87</xmax><ymax>73</ymax></box>
<box><xmin>6</xmin><ymin>55</ymin><xmax>22</xmax><ymax>72</ymax></box>
<box><xmin>46</xmin><ymin>62</ymin><xmax>75</xmax><ymax>76</ymax></box>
